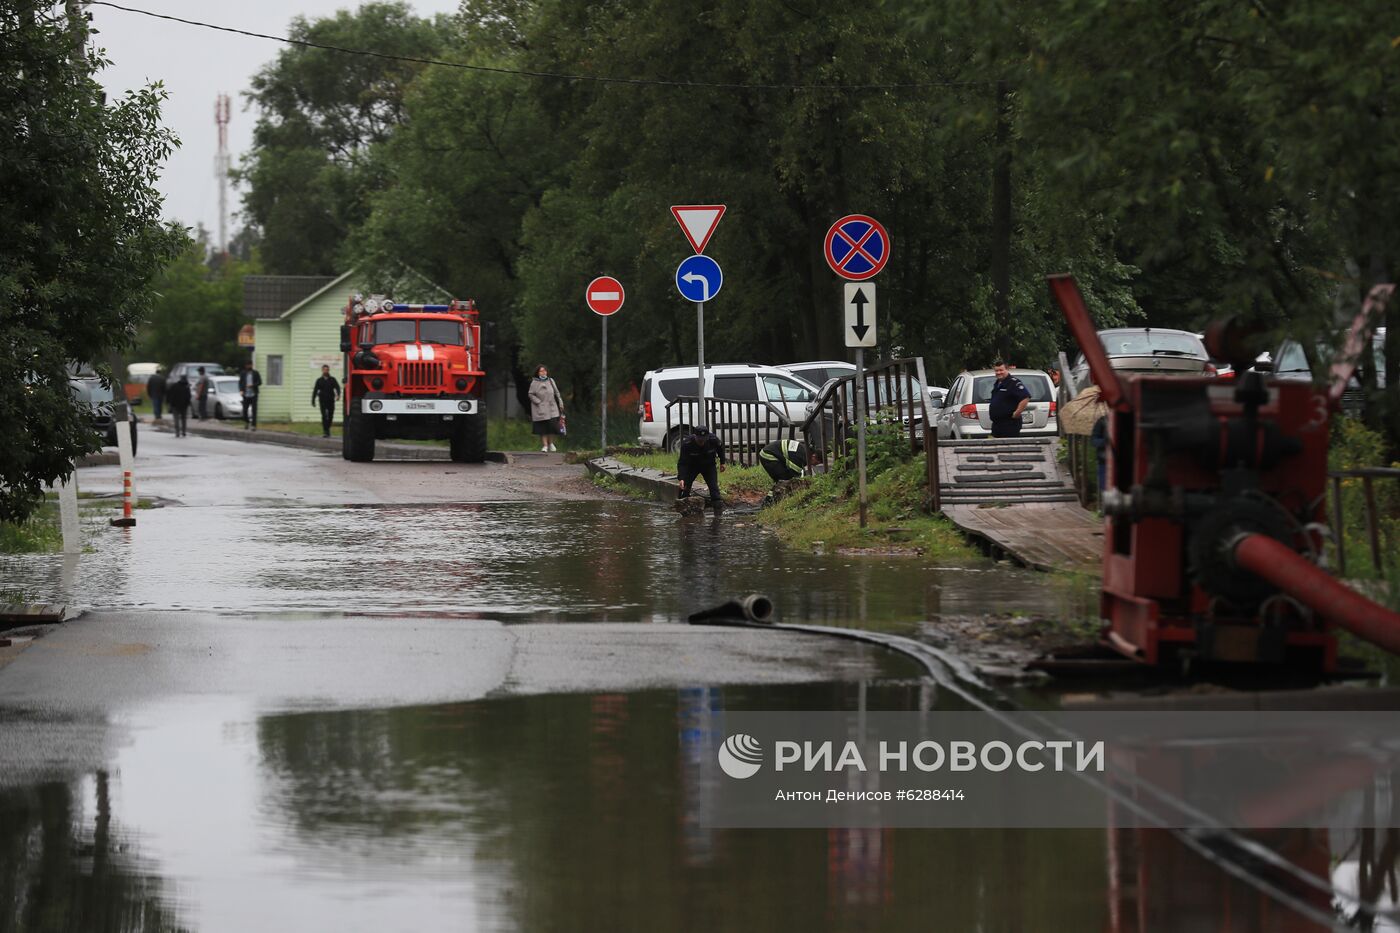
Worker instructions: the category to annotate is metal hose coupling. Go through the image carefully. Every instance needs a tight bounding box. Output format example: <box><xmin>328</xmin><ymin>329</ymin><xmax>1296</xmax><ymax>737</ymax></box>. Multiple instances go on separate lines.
<box><xmin>687</xmin><ymin>594</ymin><xmax>775</xmax><ymax>625</ymax></box>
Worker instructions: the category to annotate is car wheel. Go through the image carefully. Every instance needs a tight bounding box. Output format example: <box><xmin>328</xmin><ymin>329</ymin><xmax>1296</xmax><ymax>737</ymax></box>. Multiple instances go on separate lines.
<box><xmin>664</xmin><ymin>427</ymin><xmax>686</xmax><ymax>452</ymax></box>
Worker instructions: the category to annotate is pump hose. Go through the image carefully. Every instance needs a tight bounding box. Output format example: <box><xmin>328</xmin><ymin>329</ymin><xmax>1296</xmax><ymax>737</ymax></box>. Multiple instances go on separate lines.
<box><xmin>1232</xmin><ymin>533</ymin><xmax>1400</xmax><ymax>654</ymax></box>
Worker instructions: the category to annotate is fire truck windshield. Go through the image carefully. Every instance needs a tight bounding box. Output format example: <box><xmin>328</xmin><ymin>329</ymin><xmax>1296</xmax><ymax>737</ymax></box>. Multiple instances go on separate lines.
<box><xmin>370</xmin><ymin>320</ymin><xmax>417</xmax><ymax>345</ymax></box>
<box><xmin>419</xmin><ymin>320</ymin><xmax>465</xmax><ymax>345</ymax></box>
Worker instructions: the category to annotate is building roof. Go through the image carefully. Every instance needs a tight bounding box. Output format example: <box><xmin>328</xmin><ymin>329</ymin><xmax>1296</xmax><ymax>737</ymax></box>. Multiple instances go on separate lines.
<box><xmin>243</xmin><ymin>275</ymin><xmax>340</xmax><ymax>319</ymax></box>
<box><xmin>278</xmin><ymin>270</ymin><xmax>357</xmax><ymax>320</ymax></box>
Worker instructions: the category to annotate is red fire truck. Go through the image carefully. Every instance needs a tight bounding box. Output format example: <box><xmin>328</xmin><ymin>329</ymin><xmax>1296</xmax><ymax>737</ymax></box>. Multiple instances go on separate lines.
<box><xmin>339</xmin><ymin>294</ymin><xmax>487</xmax><ymax>463</ymax></box>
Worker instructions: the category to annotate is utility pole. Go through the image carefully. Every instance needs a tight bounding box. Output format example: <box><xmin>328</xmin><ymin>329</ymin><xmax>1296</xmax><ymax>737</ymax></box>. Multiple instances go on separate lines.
<box><xmin>990</xmin><ymin>79</ymin><xmax>1013</xmax><ymax>361</ymax></box>
<box><xmin>215</xmin><ymin>94</ymin><xmax>231</xmax><ymax>257</ymax></box>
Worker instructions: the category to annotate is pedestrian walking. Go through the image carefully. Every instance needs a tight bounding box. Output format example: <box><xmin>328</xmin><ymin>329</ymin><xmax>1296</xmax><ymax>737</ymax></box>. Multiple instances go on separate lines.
<box><xmin>527</xmin><ymin>364</ymin><xmax>564</xmax><ymax>452</ymax></box>
<box><xmin>167</xmin><ymin>375</ymin><xmax>192</xmax><ymax>437</ymax></box>
<box><xmin>676</xmin><ymin>424</ymin><xmax>726</xmax><ymax>508</ymax></box>
<box><xmin>238</xmin><ymin>360</ymin><xmax>262</xmax><ymax>430</ymax></box>
<box><xmin>147</xmin><ymin>367</ymin><xmax>167</xmax><ymax>420</ymax></box>
<box><xmin>988</xmin><ymin>361</ymin><xmax>1032</xmax><ymax>438</ymax></box>
<box><xmin>195</xmin><ymin>367</ymin><xmax>211</xmax><ymax>420</ymax></box>
<box><xmin>311</xmin><ymin>364</ymin><xmax>341</xmax><ymax>438</ymax></box>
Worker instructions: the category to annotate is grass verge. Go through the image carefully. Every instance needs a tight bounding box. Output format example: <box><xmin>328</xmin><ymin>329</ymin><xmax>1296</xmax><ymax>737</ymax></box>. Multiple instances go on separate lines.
<box><xmin>759</xmin><ymin>455</ymin><xmax>978</xmax><ymax>561</ymax></box>
<box><xmin>610</xmin><ymin>451</ymin><xmax>772</xmax><ymax>498</ymax></box>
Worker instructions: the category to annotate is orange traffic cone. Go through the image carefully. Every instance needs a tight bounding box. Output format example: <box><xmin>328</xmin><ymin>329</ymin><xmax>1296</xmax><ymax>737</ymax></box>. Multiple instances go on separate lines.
<box><xmin>110</xmin><ymin>470</ymin><xmax>136</xmax><ymax>527</ymax></box>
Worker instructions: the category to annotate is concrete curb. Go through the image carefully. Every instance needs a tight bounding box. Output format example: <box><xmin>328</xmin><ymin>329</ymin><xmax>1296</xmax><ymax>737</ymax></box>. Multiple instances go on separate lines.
<box><xmin>150</xmin><ymin>420</ymin><xmax>511</xmax><ymax>464</ymax></box>
<box><xmin>586</xmin><ymin>456</ymin><xmax>716</xmax><ymax>504</ymax></box>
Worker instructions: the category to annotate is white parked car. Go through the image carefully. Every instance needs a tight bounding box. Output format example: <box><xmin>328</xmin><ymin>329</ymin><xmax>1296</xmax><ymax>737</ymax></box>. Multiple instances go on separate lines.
<box><xmin>207</xmin><ymin>375</ymin><xmax>245</xmax><ymax>420</ymax></box>
<box><xmin>935</xmin><ymin>368</ymin><xmax>1059</xmax><ymax>439</ymax></box>
<box><xmin>637</xmin><ymin>364</ymin><xmax>820</xmax><ymax>449</ymax></box>
<box><xmin>780</xmin><ymin>360</ymin><xmax>947</xmax><ymax>407</ymax></box>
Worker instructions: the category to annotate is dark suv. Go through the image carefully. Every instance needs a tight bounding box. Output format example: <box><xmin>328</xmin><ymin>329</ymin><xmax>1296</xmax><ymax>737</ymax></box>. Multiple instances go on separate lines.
<box><xmin>70</xmin><ymin>372</ymin><xmax>138</xmax><ymax>453</ymax></box>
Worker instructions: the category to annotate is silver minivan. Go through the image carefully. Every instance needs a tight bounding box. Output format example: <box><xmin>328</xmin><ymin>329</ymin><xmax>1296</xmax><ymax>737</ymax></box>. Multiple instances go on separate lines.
<box><xmin>935</xmin><ymin>369</ymin><xmax>1058</xmax><ymax>439</ymax></box>
<box><xmin>637</xmin><ymin>364</ymin><xmax>820</xmax><ymax>449</ymax></box>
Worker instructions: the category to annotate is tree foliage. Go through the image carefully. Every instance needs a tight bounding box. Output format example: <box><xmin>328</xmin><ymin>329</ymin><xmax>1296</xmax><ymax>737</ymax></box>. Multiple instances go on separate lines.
<box><xmin>0</xmin><ymin>3</ymin><xmax>185</xmax><ymax>522</ymax></box>
<box><xmin>236</xmin><ymin>0</ymin><xmax>1400</xmax><ymax>449</ymax></box>
<box><xmin>139</xmin><ymin>233</ymin><xmax>260</xmax><ymax>369</ymax></box>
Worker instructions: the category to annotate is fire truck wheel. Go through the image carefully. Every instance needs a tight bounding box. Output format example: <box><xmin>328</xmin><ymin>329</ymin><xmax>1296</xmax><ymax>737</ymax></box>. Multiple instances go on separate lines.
<box><xmin>450</xmin><ymin>411</ymin><xmax>487</xmax><ymax>463</ymax></box>
<box><xmin>343</xmin><ymin>410</ymin><xmax>376</xmax><ymax>462</ymax></box>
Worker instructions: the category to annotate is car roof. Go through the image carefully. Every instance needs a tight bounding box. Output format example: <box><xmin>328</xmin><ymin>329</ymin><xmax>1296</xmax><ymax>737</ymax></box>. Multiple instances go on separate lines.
<box><xmin>648</xmin><ymin>363</ymin><xmax>806</xmax><ymax>376</ymax></box>
<box><xmin>1097</xmin><ymin>327</ymin><xmax>1201</xmax><ymax>337</ymax></box>
<box><xmin>954</xmin><ymin>368</ymin><xmax>1052</xmax><ymax>379</ymax></box>
<box><xmin>778</xmin><ymin>361</ymin><xmax>855</xmax><ymax>369</ymax></box>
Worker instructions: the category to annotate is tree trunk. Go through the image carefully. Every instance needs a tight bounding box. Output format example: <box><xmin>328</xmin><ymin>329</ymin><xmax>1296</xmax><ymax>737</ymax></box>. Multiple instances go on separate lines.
<box><xmin>990</xmin><ymin>80</ymin><xmax>1013</xmax><ymax>361</ymax></box>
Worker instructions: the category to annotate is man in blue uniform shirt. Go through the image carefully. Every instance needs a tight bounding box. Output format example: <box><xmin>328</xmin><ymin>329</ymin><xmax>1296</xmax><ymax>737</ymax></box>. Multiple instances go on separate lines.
<box><xmin>988</xmin><ymin>361</ymin><xmax>1031</xmax><ymax>437</ymax></box>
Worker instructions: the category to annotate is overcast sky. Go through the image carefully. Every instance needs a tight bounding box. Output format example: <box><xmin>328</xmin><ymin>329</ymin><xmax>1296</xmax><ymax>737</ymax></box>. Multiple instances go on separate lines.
<box><xmin>90</xmin><ymin>0</ymin><xmax>462</xmax><ymax>244</ymax></box>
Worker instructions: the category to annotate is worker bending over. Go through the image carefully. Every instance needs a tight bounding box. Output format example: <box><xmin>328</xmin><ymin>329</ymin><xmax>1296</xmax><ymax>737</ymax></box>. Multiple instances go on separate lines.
<box><xmin>677</xmin><ymin>424</ymin><xmax>726</xmax><ymax>509</ymax></box>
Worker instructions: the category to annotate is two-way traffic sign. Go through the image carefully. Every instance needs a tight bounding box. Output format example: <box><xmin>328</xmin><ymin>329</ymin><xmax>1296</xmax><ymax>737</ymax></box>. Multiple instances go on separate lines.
<box><xmin>844</xmin><ymin>283</ymin><xmax>876</xmax><ymax>347</ymax></box>
<box><xmin>675</xmin><ymin>254</ymin><xmax>723</xmax><ymax>303</ymax></box>
<box><xmin>585</xmin><ymin>276</ymin><xmax>625</xmax><ymax>316</ymax></box>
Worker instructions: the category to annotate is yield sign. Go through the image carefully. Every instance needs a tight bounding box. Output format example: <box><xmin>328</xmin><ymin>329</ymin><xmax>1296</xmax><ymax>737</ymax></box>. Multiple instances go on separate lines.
<box><xmin>586</xmin><ymin>275</ymin><xmax>625</xmax><ymax>316</ymax></box>
<box><xmin>670</xmin><ymin>204</ymin><xmax>726</xmax><ymax>254</ymax></box>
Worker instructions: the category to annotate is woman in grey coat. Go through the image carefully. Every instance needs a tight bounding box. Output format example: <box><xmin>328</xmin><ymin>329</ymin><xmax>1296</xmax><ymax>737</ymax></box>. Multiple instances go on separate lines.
<box><xmin>527</xmin><ymin>364</ymin><xmax>565</xmax><ymax>451</ymax></box>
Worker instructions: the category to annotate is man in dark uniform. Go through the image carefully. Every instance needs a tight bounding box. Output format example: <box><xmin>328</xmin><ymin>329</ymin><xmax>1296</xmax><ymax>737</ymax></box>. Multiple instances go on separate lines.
<box><xmin>758</xmin><ymin>438</ymin><xmax>808</xmax><ymax>483</ymax></box>
<box><xmin>311</xmin><ymin>364</ymin><xmax>341</xmax><ymax>437</ymax></box>
<box><xmin>676</xmin><ymin>424</ymin><xmax>726</xmax><ymax>508</ymax></box>
<box><xmin>147</xmin><ymin>368</ymin><xmax>166</xmax><ymax>420</ymax></box>
<box><xmin>988</xmin><ymin>361</ymin><xmax>1032</xmax><ymax>438</ymax></box>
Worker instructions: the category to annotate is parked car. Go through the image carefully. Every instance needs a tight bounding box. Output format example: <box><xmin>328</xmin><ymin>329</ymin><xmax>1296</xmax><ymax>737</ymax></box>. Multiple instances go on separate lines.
<box><xmin>69</xmin><ymin>372</ymin><xmax>138</xmax><ymax>453</ymax></box>
<box><xmin>168</xmin><ymin>362</ymin><xmax>227</xmax><ymax>388</ymax></box>
<box><xmin>781</xmin><ymin>361</ymin><xmax>947</xmax><ymax>408</ymax></box>
<box><xmin>1069</xmin><ymin>328</ymin><xmax>1210</xmax><ymax>388</ymax></box>
<box><xmin>777</xmin><ymin>360</ymin><xmax>856</xmax><ymax>389</ymax></box>
<box><xmin>207</xmin><ymin>375</ymin><xmax>245</xmax><ymax>420</ymax></box>
<box><xmin>935</xmin><ymin>368</ymin><xmax>1058</xmax><ymax>439</ymax></box>
<box><xmin>637</xmin><ymin>363</ymin><xmax>819</xmax><ymax>449</ymax></box>
<box><xmin>1263</xmin><ymin>331</ymin><xmax>1386</xmax><ymax>413</ymax></box>
<box><xmin>804</xmin><ymin>371</ymin><xmax>943</xmax><ymax>449</ymax></box>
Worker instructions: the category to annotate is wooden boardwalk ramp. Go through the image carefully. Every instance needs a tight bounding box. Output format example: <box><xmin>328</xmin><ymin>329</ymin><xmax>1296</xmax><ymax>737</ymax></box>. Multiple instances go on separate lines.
<box><xmin>936</xmin><ymin>437</ymin><xmax>1103</xmax><ymax>572</ymax></box>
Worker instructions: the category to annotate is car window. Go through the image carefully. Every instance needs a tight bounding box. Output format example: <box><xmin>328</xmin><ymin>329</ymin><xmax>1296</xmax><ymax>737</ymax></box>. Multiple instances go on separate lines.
<box><xmin>657</xmin><ymin>377</ymin><xmax>698</xmax><ymax>401</ymax></box>
<box><xmin>371</xmin><ymin>320</ymin><xmax>417</xmax><ymax>344</ymax></box>
<box><xmin>213</xmin><ymin>377</ymin><xmax>240</xmax><ymax>392</ymax></box>
<box><xmin>419</xmin><ymin>320</ymin><xmax>464</xmax><ymax>345</ymax></box>
<box><xmin>69</xmin><ymin>379</ymin><xmax>114</xmax><ymax>406</ymax></box>
<box><xmin>764</xmin><ymin>375</ymin><xmax>813</xmax><ymax>403</ymax></box>
<box><xmin>713</xmin><ymin>374</ymin><xmax>759</xmax><ymax>401</ymax></box>
<box><xmin>1101</xmin><ymin>331</ymin><xmax>1204</xmax><ymax>357</ymax></box>
<box><xmin>971</xmin><ymin>374</ymin><xmax>1054</xmax><ymax>403</ymax></box>
<box><xmin>790</xmin><ymin>368</ymin><xmax>828</xmax><ymax>386</ymax></box>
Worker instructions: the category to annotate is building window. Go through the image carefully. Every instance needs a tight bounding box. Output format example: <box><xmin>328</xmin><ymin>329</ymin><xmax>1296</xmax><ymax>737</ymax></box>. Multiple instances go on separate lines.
<box><xmin>267</xmin><ymin>355</ymin><xmax>284</xmax><ymax>386</ymax></box>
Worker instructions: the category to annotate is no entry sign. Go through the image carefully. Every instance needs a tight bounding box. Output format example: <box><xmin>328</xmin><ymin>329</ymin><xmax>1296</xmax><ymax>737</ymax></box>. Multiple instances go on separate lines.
<box><xmin>824</xmin><ymin>214</ymin><xmax>890</xmax><ymax>281</ymax></box>
<box><xmin>586</xmin><ymin>276</ymin><xmax>625</xmax><ymax>316</ymax></box>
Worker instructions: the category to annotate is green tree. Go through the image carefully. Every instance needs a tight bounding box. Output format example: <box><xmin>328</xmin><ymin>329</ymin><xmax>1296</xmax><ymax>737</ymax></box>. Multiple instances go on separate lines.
<box><xmin>139</xmin><ymin>233</ymin><xmax>260</xmax><ymax>369</ymax></box>
<box><xmin>236</xmin><ymin>2</ymin><xmax>450</xmax><ymax>275</ymax></box>
<box><xmin>0</xmin><ymin>3</ymin><xmax>185</xmax><ymax>522</ymax></box>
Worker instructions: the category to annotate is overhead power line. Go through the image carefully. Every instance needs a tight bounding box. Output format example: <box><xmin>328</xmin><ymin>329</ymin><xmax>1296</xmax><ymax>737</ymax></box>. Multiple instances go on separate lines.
<box><xmin>88</xmin><ymin>1</ymin><xmax>990</xmax><ymax>92</ymax></box>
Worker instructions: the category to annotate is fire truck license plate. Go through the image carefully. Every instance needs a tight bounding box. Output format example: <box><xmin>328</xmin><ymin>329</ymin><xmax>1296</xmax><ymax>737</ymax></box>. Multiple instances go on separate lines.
<box><xmin>405</xmin><ymin>401</ymin><xmax>435</xmax><ymax>410</ymax></box>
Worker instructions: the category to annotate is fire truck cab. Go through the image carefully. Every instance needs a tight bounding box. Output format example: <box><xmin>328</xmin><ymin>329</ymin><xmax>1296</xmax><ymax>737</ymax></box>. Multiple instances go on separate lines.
<box><xmin>339</xmin><ymin>294</ymin><xmax>487</xmax><ymax>463</ymax></box>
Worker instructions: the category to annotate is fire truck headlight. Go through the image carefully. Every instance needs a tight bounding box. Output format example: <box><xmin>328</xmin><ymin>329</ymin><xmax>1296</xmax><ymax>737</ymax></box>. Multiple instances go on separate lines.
<box><xmin>371</xmin><ymin>377</ymin><xmax>384</xmax><ymax>390</ymax></box>
<box><xmin>457</xmin><ymin>401</ymin><xmax>471</xmax><ymax>412</ymax></box>
<box><xmin>369</xmin><ymin>400</ymin><xmax>384</xmax><ymax>412</ymax></box>
<box><xmin>455</xmin><ymin>377</ymin><xmax>468</xmax><ymax>391</ymax></box>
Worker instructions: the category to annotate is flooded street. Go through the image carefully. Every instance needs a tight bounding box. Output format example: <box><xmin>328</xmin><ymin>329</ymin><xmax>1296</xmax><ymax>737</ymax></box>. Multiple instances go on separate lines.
<box><xmin>0</xmin><ymin>433</ymin><xmax>1366</xmax><ymax>931</ymax></box>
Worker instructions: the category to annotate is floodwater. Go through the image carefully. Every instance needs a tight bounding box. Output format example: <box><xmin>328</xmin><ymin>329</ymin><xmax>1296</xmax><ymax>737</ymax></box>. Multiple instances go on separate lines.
<box><xmin>0</xmin><ymin>440</ymin><xmax>1353</xmax><ymax>931</ymax></box>
<box><xmin>0</xmin><ymin>498</ymin><xmax>1094</xmax><ymax>626</ymax></box>
<box><xmin>4</xmin><ymin>682</ymin><xmax>1359</xmax><ymax>933</ymax></box>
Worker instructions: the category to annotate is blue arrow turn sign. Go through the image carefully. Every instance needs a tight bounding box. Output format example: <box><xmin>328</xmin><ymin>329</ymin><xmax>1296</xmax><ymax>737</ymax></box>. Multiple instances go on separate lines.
<box><xmin>675</xmin><ymin>255</ymin><xmax>723</xmax><ymax>303</ymax></box>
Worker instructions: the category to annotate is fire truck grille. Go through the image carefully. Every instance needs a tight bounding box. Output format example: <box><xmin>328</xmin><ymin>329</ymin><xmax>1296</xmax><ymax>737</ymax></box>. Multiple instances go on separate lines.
<box><xmin>397</xmin><ymin>362</ymin><xmax>443</xmax><ymax>390</ymax></box>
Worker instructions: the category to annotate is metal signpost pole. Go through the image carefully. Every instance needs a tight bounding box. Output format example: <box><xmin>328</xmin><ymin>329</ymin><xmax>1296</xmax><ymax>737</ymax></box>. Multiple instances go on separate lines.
<box><xmin>855</xmin><ymin>346</ymin><xmax>868</xmax><ymax>527</ymax></box>
<box><xmin>696</xmin><ymin>301</ymin><xmax>706</xmax><ymax>427</ymax></box>
<box><xmin>600</xmin><ymin>315</ymin><xmax>608</xmax><ymax>451</ymax></box>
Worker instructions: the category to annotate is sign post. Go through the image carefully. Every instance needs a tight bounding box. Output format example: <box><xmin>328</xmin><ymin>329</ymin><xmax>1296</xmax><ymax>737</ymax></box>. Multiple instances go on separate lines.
<box><xmin>671</xmin><ymin>205</ymin><xmax>726</xmax><ymax>430</ymax></box>
<box><xmin>825</xmin><ymin>215</ymin><xmax>891</xmax><ymax>528</ymax></box>
<box><xmin>586</xmin><ymin>276</ymin><xmax>625</xmax><ymax>450</ymax></box>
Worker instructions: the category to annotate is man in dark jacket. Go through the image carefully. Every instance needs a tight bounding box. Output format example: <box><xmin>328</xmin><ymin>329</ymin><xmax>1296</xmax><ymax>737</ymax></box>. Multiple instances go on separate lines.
<box><xmin>988</xmin><ymin>361</ymin><xmax>1032</xmax><ymax>438</ymax></box>
<box><xmin>238</xmin><ymin>360</ymin><xmax>262</xmax><ymax>430</ymax></box>
<box><xmin>166</xmin><ymin>375</ymin><xmax>192</xmax><ymax>437</ymax></box>
<box><xmin>311</xmin><ymin>365</ymin><xmax>341</xmax><ymax>438</ymax></box>
<box><xmin>676</xmin><ymin>424</ymin><xmax>726</xmax><ymax>508</ymax></box>
<box><xmin>194</xmin><ymin>367</ymin><xmax>211</xmax><ymax>420</ymax></box>
<box><xmin>147</xmin><ymin>368</ymin><xmax>166</xmax><ymax>420</ymax></box>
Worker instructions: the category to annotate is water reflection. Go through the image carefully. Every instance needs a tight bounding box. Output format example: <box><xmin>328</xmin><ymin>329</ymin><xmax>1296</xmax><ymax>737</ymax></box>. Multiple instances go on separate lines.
<box><xmin>0</xmin><ymin>773</ymin><xmax>184</xmax><ymax>932</ymax></box>
<box><xmin>0</xmin><ymin>500</ymin><xmax>1095</xmax><ymax>627</ymax></box>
